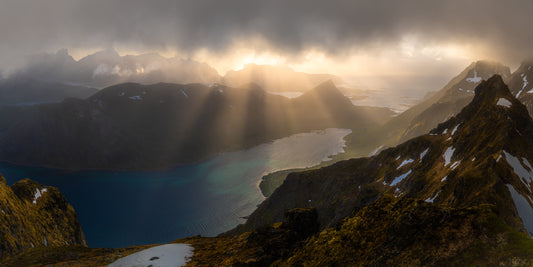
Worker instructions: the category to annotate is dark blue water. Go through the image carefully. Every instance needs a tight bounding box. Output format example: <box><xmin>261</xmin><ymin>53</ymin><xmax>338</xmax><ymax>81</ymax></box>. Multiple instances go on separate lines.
<box><xmin>0</xmin><ymin>128</ymin><xmax>351</xmax><ymax>248</ymax></box>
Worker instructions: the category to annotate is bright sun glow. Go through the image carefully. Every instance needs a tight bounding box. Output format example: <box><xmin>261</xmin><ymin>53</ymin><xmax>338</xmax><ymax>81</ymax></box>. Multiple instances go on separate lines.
<box><xmin>68</xmin><ymin>34</ymin><xmax>478</xmax><ymax>83</ymax></box>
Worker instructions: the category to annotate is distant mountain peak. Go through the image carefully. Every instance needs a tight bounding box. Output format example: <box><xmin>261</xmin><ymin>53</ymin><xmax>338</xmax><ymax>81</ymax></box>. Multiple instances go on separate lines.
<box><xmin>300</xmin><ymin>79</ymin><xmax>348</xmax><ymax>102</ymax></box>
<box><xmin>433</xmin><ymin>74</ymin><xmax>528</xmax><ymax>134</ymax></box>
<box><xmin>312</xmin><ymin>79</ymin><xmax>336</xmax><ymax>91</ymax></box>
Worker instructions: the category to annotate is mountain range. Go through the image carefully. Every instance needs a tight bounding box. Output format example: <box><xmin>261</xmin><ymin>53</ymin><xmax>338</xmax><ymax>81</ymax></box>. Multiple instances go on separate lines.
<box><xmin>0</xmin><ymin>49</ymin><xmax>365</xmax><ymax>106</ymax></box>
<box><xmin>214</xmin><ymin>75</ymin><xmax>533</xmax><ymax>264</ymax></box>
<box><xmin>5</xmin><ymin>74</ymin><xmax>533</xmax><ymax>266</ymax></box>
<box><xmin>0</xmin><ymin>80</ymin><xmax>392</xmax><ymax>170</ymax></box>
<box><xmin>6</xmin><ymin>48</ymin><xmax>533</xmax><ymax>265</ymax></box>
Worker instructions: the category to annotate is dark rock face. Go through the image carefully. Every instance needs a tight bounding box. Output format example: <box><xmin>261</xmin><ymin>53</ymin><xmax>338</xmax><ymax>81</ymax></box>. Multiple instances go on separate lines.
<box><xmin>241</xmin><ymin>208</ymin><xmax>320</xmax><ymax>266</ymax></box>
<box><xmin>280</xmin><ymin>208</ymin><xmax>319</xmax><ymax>239</ymax></box>
<box><xmin>0</xmin><ymin>176</ymin><xmax>87</xmax><ymax>259</ymax></box>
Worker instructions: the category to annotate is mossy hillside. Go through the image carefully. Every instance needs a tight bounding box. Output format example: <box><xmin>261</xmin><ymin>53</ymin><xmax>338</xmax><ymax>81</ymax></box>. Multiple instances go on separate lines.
<box><xmin>0</xmin><ymin>176</ymin><xmax>86</xmax><ymax>260</ymax></box>
<box><xmin>232</xmin><ymin>75</ymin><xmax>533</xmax><ymax>249</ymax></box>
<box><xmin>281</xmin><ymin>196</ymin><xmax>533</xmax><ymax>266</ymax></box>
<box><xmin>0</xmin><ymin>245</ymin><xmax>150</xmax><ymax>267</ymax></box>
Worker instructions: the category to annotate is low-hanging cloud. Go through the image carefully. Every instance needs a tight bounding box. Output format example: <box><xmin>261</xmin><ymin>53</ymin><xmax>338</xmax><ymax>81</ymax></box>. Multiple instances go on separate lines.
<box><xmin>1</xmin><ymin>0</ymin><xmax>533</xmax><ymax>71</ymax></box>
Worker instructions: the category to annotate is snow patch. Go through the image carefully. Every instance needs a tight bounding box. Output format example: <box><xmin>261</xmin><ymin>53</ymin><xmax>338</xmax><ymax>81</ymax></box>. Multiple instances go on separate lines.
<box><xmin>397</xmin><ymin>158</ymin><xmax>414</xmax><ymax>169</ymax></box>
<box><xmin>466</xmin><ymin>70</ymin><xmax>482</xmax><ymax>83</ymax></box>
<box><xmin>442</xmin><ymin>128</ymin><xmax>448</xmax><ymax>134</ymax></box>
<box><xmin>181</xmin><ymin>89</ymin><xmax>189</xmax><ymax>99</ymax></box>
<box><xmin>425</xmin><ymin>191</ymin><xmax>441</xmax><ymax>203</ymax></box>
<box><xmin>506</xmin><ymin>184</ymin><xmax>533</xmax><ymax>237</ymax></box>
<box><xmin>472</xmin><ymin>157</ymin><xmax>476</xmax><ymax>162</ymax></box>
<box><xmin>129</xmin><ymin>95</ymin><xmax>142</xmax><ymax>100</ymax></box>
<box><xmin>497</xmin><ymin>98</ymin><xmax>512</xmax><ymax>108</ymax></box>
<box><xmin>109</xmin><ymin>244</ymin><xmax>194</xmax><ymax>267</ymax></box>
<box><xmin>420</xmin><ymin>148</ymin><xmax>429</xmax><ymax>160</ymax></box>
<box><xmin>450</xmin><ymin>161</ymin><xmax>461</xmax><ymax>170</ymax></box>
<box><xmin>517</xmin><ymin>74</ymin><xmax>529</xmax><ymax>97</ymax></box>
<box><xmin>368</xmin><ymin>145</ymin><xmax>383</xmax><ymax>157</ymax></box>
<box><xmin>441</xmin><ymin>176</ymin><xmax>447</xmax><ymax>182</ymax></box>
<box><xmin>395</xmin><ymin>155</ymin><xmax>401</xmax><ymax>160</ymax></box>
<box><xmin>390</xmin><ymin>170</ymin><xmax>412</xmax><ymax>186</ymax></box>
<box><xmin>119</xmin><ymin>92</ymin><xmax>125</xmax><ymax>96</ymax></box>
<box><xmin>503</xmin><ymin>151</ymin><xmax>533</xmax><ymax>191</ymax></box>
<box><xmin>443</xmin><ymin>147</ymin><xmax>455</xmax><ymax>166</ymax></box>
<box><xmin>32</xmin><ymin>188</ymin><xmax>47</xmax><ymax>204</ymax></box>
<box><xmin>451</xmin><ymin>124</ymin><xmax>461</xmax><ymax>136</ymax></box>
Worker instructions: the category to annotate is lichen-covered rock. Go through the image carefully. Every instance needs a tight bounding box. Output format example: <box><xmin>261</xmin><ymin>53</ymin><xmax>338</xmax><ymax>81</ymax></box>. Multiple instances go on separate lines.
<box><xmin>0</xmin><ymin>176</ymin><xmax>87</xmax><ymax>259</ymax></box>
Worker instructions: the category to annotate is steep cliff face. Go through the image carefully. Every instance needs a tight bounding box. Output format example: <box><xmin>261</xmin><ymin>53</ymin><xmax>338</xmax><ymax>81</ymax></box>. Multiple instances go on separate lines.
<box><xmin>0</xmin><ymin>176</ymin><xmax>87</xmax><ymax>259</ymax></box>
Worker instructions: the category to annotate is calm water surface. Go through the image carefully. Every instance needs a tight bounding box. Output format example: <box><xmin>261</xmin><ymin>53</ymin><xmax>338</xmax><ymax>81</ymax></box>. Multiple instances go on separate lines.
<box><xmin>1</xmin><ymin>128</ymin><xmax>351</xmax><ymax>248</ymax></box>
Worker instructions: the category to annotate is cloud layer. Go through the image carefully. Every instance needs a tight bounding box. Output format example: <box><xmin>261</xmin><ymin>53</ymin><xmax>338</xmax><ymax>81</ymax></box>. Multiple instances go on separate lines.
<box><xmin>1</xmin><ymin>0</ymin><xmax>532</xmax><ymax>75</ymax></box>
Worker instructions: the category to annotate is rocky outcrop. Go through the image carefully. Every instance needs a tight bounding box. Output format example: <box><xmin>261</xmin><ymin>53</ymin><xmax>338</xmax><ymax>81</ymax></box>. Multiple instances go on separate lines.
<box><xmin>0</xmin><ymin>175</ymin><xmax>87</xmax><ymax>259</ymax></box>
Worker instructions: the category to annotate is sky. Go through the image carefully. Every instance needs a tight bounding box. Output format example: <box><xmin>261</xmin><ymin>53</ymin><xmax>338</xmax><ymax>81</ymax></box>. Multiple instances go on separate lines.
<box><xmin>1</xmin><ymin>0</ymin><xmax>532</xmax><ymax>95</ymax></box>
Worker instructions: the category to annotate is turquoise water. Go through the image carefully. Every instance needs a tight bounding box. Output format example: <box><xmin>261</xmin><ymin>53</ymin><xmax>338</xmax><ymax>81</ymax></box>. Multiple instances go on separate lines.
<box><xmin>0</xmin><ymin>128</ymin><xmax>351</xmax><ymax>248</ymax></box>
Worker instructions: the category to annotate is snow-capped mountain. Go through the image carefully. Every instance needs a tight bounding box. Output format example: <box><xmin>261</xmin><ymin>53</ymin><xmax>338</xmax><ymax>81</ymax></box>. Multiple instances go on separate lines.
<box><xmin>505</xmin><ymin>60</ymin><xmax>533</xmax><ymax>118</ymax></box>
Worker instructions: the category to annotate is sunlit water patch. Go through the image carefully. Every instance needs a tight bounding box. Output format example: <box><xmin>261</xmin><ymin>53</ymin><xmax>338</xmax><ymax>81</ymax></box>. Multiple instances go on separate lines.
<box><xmin>0</xmin><ymin>128</ymin><xmax>351</xmax><ymax>248</ymax></box>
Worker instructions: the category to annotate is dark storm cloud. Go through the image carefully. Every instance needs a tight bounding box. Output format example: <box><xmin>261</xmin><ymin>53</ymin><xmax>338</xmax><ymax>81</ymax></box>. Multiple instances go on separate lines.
<box><xmin>0</xmin><ymin>0</ymin><xmax>532</xmax><ymax>67</ymax></box>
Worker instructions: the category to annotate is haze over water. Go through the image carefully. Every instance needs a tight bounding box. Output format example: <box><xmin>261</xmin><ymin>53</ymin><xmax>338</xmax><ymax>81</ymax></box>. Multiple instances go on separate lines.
<box><xmin>1</xmin><ymin>128</ymin><xmax>351</xmax><ymax>248</ymax></box>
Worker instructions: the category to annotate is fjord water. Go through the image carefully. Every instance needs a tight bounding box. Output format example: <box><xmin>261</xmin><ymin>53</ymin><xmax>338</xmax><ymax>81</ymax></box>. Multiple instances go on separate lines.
<box><xmin>0</xmin><ymin>128</ymin><xmax>351</xmax><ymax>248</ymax></box>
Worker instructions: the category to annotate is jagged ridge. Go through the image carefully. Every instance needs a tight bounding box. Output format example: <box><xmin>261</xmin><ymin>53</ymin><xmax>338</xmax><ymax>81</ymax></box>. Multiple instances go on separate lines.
<box><xmin>221</xmin><ymin>75</ymin><xmax>533</xmax><ymax>264</ymax></box>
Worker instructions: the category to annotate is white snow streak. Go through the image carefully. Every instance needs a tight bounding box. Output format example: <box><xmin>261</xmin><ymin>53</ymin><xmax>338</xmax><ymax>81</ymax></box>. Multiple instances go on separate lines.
<box><xmin>506</xmin><ymin>184</ymin><xmax>533</xmax><ymax>237</ymax></box>
<box><xmin>497</xmin><ymin>98</ymin><xmax>512</xmax><ymax>108</ymax></box>
<box><xmin>518</xmin><ymin>74</ymin><xmax>529</xmax><ymax>97</ymax></box>
<box><xmin>397</xmin><ymin>158</ymin><xmax>414</xmax><ymax>169</ymax></box>
<box><xmin>503</xmin><ymin>151</ymin><xmax>533</xmax><ymax>191</ymax></box>
<box><xmin>451</xmin><ymin>124</ymin><xmax>461</xmax><ymax>136</ymax></box>
<box><xmin>181</xmin><ymin>89</ymin><xmax>189</xmax><ymax>99</ymax></box>
<box><xmin>466</xmin><ymin>70</ymin><xmax>482</xmax><ymax>83</ymax></box>
<box><xmin>390</xmin><ymin>170</ymin><xmax>412</xmax><ymax>186</ymax></box>
<box><xmin>425</xmin><ymin>191</ymin><xmax>441</xmax><ymax>203</ymax></box>
<box><xmin>450</xmin><ymin>161</ymin><xmax>461</xmax><ymax>170</ymax></box>
<box><xmin>443</xmin><ymin>147</ymin><xmax>455</xmax><ymax>166</ymax></box>
<box><xmin>368</xmin><ymin>145</ymin><xmax>383</xmax><ymax>157</ymax></box>
<box><xmin>420</xmin><ymin>148</ymin><xmax>429</xmax><ymax>160</ymax></box>
<box><xmin>32</xmin><ymin>188</ymin><xmax>47</xmax><ymax>204</ymax></box>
